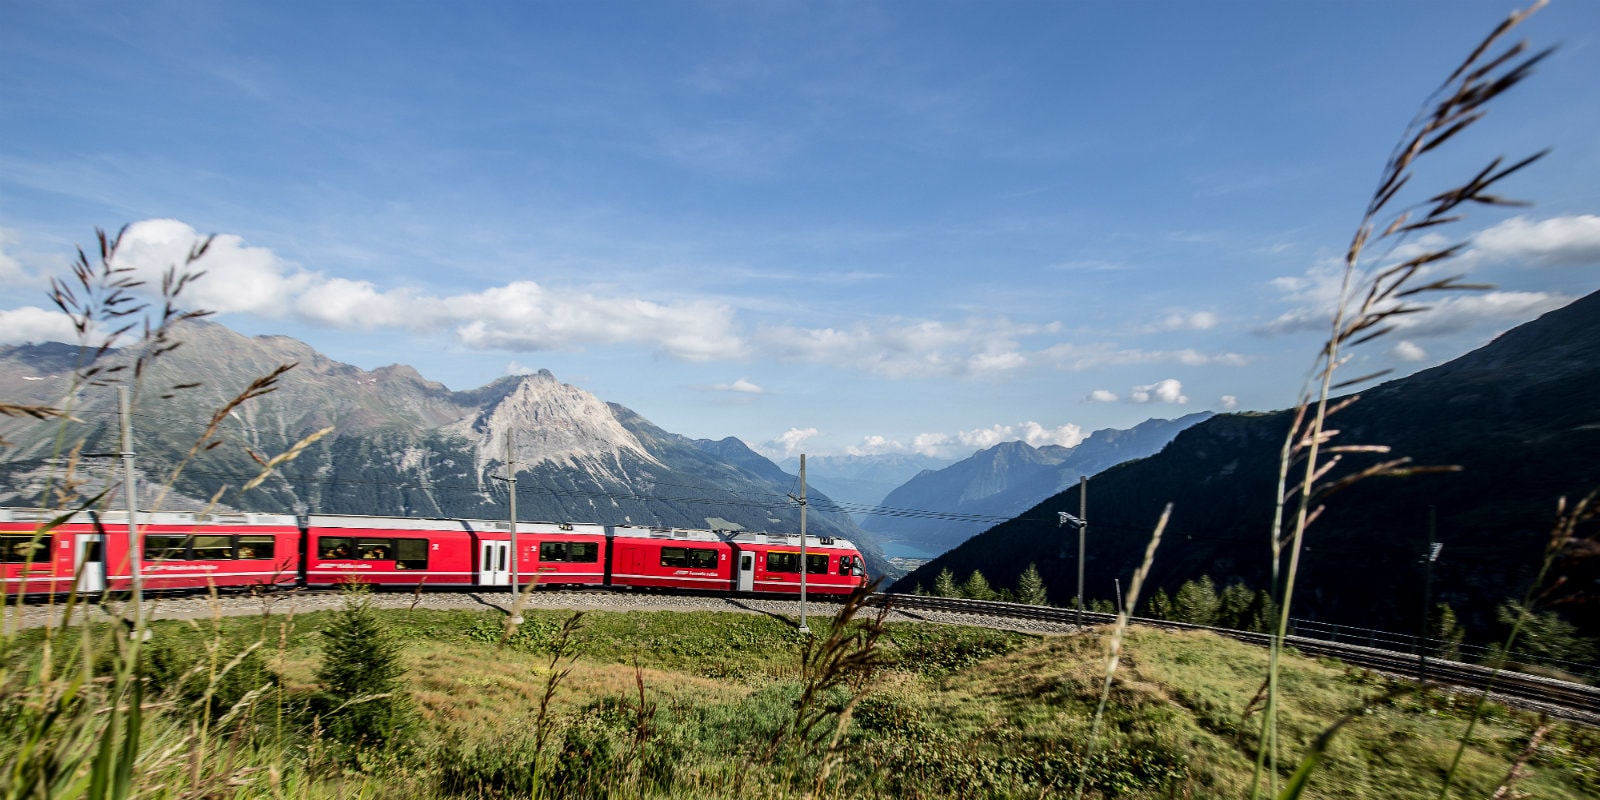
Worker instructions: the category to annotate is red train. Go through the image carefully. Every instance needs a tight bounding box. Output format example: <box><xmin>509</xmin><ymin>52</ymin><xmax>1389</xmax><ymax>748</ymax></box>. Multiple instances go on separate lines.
<box><xmin>0</xmin><ymin>508</ymin><xmax>868</xmax><ymax>598</ymax></box>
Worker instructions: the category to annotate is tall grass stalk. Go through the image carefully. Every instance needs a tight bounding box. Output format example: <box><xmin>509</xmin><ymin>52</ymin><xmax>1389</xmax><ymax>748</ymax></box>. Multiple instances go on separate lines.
<box><xmin>1251</xmin><ymin>4</ymin><xmax>1553</xmax><ymax>797</ymax></box>
<box><xmin>1072</xmin><ymin>503</ymin><xmax>1169</xmax><ymax>800</ymax></box>
<box><xmin>0</xmin><ymin>226</ymin><xmax>318</xmax><ymax>799</ymax></box>
<box><xmin>1436</xmin><ymin>490</ymin><xmax>1596</xmax><ymax>799</ymax></box>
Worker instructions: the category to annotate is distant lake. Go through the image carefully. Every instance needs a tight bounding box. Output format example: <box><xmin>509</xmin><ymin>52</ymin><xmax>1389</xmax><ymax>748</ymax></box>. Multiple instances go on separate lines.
<box><xmin>880</xmin><ymin>541</ymin><xmax>940</xmax><ymax>560</ymax></box>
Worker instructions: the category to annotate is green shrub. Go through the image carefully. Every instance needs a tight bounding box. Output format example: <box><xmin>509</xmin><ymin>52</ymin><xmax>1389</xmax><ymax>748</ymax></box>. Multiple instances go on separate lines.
<box><xmin>314</xmin><ymin>580</ymin><xmax>414</xmax><ymax>749</ymax></box>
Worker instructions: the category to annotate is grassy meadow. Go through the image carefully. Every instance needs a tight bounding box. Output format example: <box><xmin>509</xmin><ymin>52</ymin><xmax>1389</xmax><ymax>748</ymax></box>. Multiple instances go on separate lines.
<box><xmin>6</xmin><ymin>600</ymin><xmax>1593</xmax><ymax>800</ymax></box>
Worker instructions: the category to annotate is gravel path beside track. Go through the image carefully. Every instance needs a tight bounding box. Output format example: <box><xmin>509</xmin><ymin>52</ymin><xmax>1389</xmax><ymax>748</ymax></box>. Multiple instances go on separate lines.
<box><xmin>4</xmin><ymin>588</ymin><xmax>1084</xmax><ymax>636</ymax></box>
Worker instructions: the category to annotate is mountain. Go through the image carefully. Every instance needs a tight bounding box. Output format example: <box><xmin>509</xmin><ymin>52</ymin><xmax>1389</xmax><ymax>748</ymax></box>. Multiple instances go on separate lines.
<box><xmin>892</xmin><ymin>291</ymin><xmax>1600</xmax><ymax>639</ymax></box>
<box><xmin>863</xmin><ymin>413</ymin><xmax>1213</xmax><ymax>556</ymax></box>
<box><xmin>775</xmin><ymin>452</ymin><xmax>957</xmax><ymax>518</ymax></box>
<box><xmin>0</xmin><ymin>321</ymin><xmax>896</xmax><ymax>577</ymax></box>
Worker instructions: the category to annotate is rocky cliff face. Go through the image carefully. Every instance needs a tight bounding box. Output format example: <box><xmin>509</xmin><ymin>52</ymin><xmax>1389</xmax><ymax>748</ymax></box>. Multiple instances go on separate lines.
<box><xmin>0</xmin><ymin>320</ymin><xmax>895</xmax><ymax>576</ymax></box>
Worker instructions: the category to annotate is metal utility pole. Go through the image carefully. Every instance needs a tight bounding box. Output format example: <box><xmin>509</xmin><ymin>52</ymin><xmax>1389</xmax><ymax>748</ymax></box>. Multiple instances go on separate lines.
<box><xmin>1078</xmin><ymin>475</ymin><xmax>1087</xmax><ymax>628</ymax></box>
<box><xmin>1418</xmin><ymin>505</ymin><xmax>1440</xmax><ymax>679</ymax></box>
<box><xmin>506</xmin><ymin>428</ymin><xmax>521</xmax><ymax>625</ymax></box>
<box><xmin>798</xmin><ymin>454</ymin><xmax>809</xmax><ymax>635</ymax></box>
<box><xmin>119</xmin><ymin>386</ymin><xmax>143</xmax><ymax>633</ymax></box>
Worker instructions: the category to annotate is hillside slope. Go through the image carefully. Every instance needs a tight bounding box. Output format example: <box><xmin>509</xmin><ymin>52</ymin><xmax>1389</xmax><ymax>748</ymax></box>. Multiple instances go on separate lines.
<box><xmin>893</xmin><ymin>291</ymin><xmax>1600</xmax><ymax>637</ymax></box>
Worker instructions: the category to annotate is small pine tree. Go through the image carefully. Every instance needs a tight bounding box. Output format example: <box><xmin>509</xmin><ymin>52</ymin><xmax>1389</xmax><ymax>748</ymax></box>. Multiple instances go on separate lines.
<box><xmin>1016</xmin><ymin>563</ymin><xmax>1048</xmax><ymax>606</ymax></box>
<box><xmin>315</xmin><ymin>580</ymin><xmax>413</xmax><ymax>748</ymax></box>
<box><xmin>961</xmin><ymin>570</ymin><xmax>996</xmax><ymax>601</ymax></box>
<box><xmin>1494</xmin><ymin>601</ymin><xmax>1597</xmax><ymax>664</ymax></box>
<box><xmin>1429</xmin><ymin>602</ymin><xmax>1465</xmax><ymax>661</ymax></box>
<box><xmin>911</xmin><ymin>583</ymin><xmax>928</xmax><ymax>596</ymax></box>
<box><xmin>1246</xmin><ymin>589</ymin><xmax>1279</xmax><ymax>634</ymax></box>
<box><xmin>1172</xmin><ymin>575</ymin><xmax>1220</xmax><ymax>626</ymax></box>
<box><xmin>1143</xmin><ymin>588</ymin><xmax>1173</xmax><ymax>620</ymax></box>
<box><xmin>1215</xmin><ymin>582</ymin><xmax>1254</xmax><ymax>630</ymax></box>
<box><xmin>1087</xmin><ymin>598</ymin><xmax>1116</xmax><ymax>614</ymax></box>
<box><xmin>932</xmin><ymin>568</ymin><xmax>959</xmax><ymax>598</ymax></box>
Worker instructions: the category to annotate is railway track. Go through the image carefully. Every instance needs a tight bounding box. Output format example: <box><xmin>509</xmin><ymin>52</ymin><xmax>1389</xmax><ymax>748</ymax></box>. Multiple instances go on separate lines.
<box><xmin>874</xmin><ymin>593</ymin><xmax>1600</xmax><ymax>726</ymax></box>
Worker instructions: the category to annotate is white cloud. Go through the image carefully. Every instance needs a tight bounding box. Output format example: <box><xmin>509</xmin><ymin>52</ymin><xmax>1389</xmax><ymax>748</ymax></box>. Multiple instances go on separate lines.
<box><xmin>0</xmin><ymin>306</ymin><xmax>79</xmax><ymax>345</ymax></box>
<box><xmin>1040</xmin><ymin>342</ymin><xmax>1250</xmax><ymax>370</ymax></box>
<box><xmin>1391</xmin><ymin>341</ymin><xmax>1427</xmax><ymax>362</ymax></box>
<box><xmin>1392</xmin><ymin>292</ymin><xmax>1570</xmax><ymax>337</ymax></box>
<box><xmin>755</xmin><ymin>317</ymin><xmax>1049</xmax><ymax>379</ymax></box>
<box><xmin>1086</xmin><ymin>389</ymin><xmax>1119</xmax><ymax>403</ymax></box>
<box><xmin>108</xmin><ymin>219</ymin><xmax>747</xmax><ymax>362</ymax></box>
<box><xmin>763</xmin><ymin>427</ymin><xmax>819</xmax><ymax>458</ymax></box>
<box><xmin>1472</xmin><ymin>215</ymin><xmax>1600</xmax><ymax>268</ymax></box>
<box><xmin>845</xmin><ymin>435</ymin><xmax>909</xmax><ymax>456</ymax></box>
<box><xmin>849</xmin><ymin>421</ymin><xmax>1085</xmax><ymax>459</ymax></box>
<box><xmin>1219</xmin><ymin>395</ymin><xmax>1238</xmax><ymax>410</ymax></box>
<box><xmin>708</xmin><ymin>378</ymin><xmax>765</xmax><ymax>394</ymax></box>
<box><xmin>505</xmin><ymin>361</ymin><xmax>538</xmax><ymax>375</ymax></box>
<box><xmin>89</xmin><ymin>219</ymin><xmax>1253</xmax><ymax>379</ymax></box>
<box><xmin>1128</xmin><ymin>379</ymin><xmax>1188</xmax><ymax>404</ymax></box>
<box><xmin>1261</xmin><ymin>255</ymin><xmax>1571</xmax><ymax>339</ymax></box>
<box><xmin>0</xmin><ymin>229</ymin><xmax>47</xmax><ymax>289</ymax></box>
<box><xmin>1147</xmin><ymin>310</ymin><xmax>1218</xmax><ymax>332</ymax></box>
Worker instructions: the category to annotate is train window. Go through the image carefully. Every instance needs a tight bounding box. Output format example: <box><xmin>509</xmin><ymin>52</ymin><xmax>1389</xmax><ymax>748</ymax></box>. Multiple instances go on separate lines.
<box><xmin>765</xmin><ymin>552</ymin><xmax>799</xmax><ymax>573</ymax></box>
<box><xmin>837</xmin><ymin>556</ymin><xmax>853</xmax><ymax>576</ymax></box>
<box><xmin>659</xmin><ymin>547</ymin><xmax>688</xmax><ymax>568</ymax></box>
<box><xmin>237</xmin><ymin>536</ymin><xmax>275</xmax><ymax>561</ymax></box>
<box><xmin>395</xmin><ymin>538</ymin><xmax>428</xmax><ymax>570</ymax></box>
<box><xmin>807</xmin><ymin>554</ymin><xmax>829</xmax><ymax>574</ymax></box>
<box><xmin>568</xmin><ymin>542</ymin><xmax>599</xmax><ymax>563</ymax></box>
<box><xmin>145</xmin><ymin>535</ymin><xmax>190</xmax><ymax>561</ymax></box>
<box><xmin>540</xmin><ymin>541</ymin><xmax>569</xmax><ymax>562</ymax></box>
<box><xmin>0</xmin><ymin>534</ymin><xmax>48</xmax><ymax>563</ymax></box>
<box><xmin>688</xmin><ymin>548</ymin><xmax>719</xmax><ymax>570</ymax></box>
<box><xmin>192</xmin><ymin>536</ymin><xmax>234</xmax><ymax>560</ymax></box>
<box><xmin>358</xmin><ymin>539</ymin><xmax>393</xmax><ymax>560</ymax></box>
<box><xmin>318</xmin><ymin>537</ymin><xmax>355</xmax><ymax>560</ymax></box>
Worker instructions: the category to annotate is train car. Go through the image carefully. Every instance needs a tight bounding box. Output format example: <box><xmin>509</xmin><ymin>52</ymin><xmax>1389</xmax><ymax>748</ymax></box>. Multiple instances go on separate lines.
<box><xmin>520</xmin><ymin>521</ymin><xmax>608</xmax><ymax>587</ymax></box>
<box><xmin>304</xmin><ymin>515</ymin><xmax>477</xmax><ymax>588</ymax></box>
<box><xmin>728</xmin><ymin>532</ymin><xmax>866</xmax><ymax>596</ymax></box>
<box><xmin>608</xmin><ymin>526</ymin><xmax>734</xmax><ymax>591</ymax></box>
<box><xmin>102</xmin><ymin>510</ymin><xmax>302</xmax><ymax>593</ymax></box>
<box><xmin>0</xmin><ymin>507</ymin><xmax>80</xmax><ymax>596</ymax></box>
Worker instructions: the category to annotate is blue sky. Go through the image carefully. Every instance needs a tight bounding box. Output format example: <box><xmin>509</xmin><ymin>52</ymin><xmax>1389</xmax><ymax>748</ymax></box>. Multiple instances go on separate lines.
<box><xmin>3</xmin><ymin>1</ymin><xmax>1598</xmax><ymax>460</ymax></box>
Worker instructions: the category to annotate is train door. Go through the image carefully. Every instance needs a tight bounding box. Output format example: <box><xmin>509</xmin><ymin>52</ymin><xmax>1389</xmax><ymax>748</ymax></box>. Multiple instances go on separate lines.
<box><xmin>480</xmin><ymin>541</ymin><xmax>510</xmax><ymax>586</ymax></box>
<box><xmin>74</xmin><ymin>534</ymin><xmax>104</xmax><ymax>594</ymax></box>
<box><xmin>737</xmin><ymin>552</ymin><xmax>754</xmax><ymax>592</ymax></box>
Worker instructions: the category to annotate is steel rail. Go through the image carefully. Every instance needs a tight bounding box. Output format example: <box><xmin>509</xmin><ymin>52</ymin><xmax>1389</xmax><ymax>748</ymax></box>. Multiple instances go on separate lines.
<box><xmin>869</xmin><ymin>592</ymin><xmax>1600</xmax><ymax>725</ymax></box>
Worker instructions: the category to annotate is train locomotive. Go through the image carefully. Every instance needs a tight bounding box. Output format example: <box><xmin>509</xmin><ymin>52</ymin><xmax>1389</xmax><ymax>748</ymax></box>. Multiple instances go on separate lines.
<box><xmin>0</xmin><ymin>508</ymin><xmax>868</xmax><ymax>598</ymax></box>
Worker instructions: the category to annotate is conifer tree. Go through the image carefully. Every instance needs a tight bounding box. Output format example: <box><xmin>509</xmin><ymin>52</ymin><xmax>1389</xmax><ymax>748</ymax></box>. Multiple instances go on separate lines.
<box><xmin>315</xmin><ymin>580</ymin><xmax>413</xmax><ymax>747</ymax></box>
<box><xmin>1143</xmin><ymin>588</ymin><xmax>1173</xmax><ymax>620</ymax></box>
<box><xmin>1172</xmin><ymin>575</ymin><xmax>1220</xmax><ymax>626</ymax></box>
<box><xmin>1246</xmin><ymin>589</ymin><xmax>1279</xmax><ymax>634</ymax></box>
<box><xmin>1216</xmin><ymin>582</ymin><xmax>1254</xmax><ymax>629</ymax></box>
<box><xmin>1430</xmin><ymin>602</ymin><xmax>1466</xmax><ymax>661</ymax></box>
<box><xmin>961</xmin><ymin>570</ymin><xmax>996</xmax><ymax>601</ymax></box>
<box><xmin>1016</xmin><ymin>563</ymin><xmax>1048</xmax><ymax>606</ymax></box>
<box><xmin>932</xmin><ymin>568</ymin><xmax>959</xmax><ymax>598</ymax></box>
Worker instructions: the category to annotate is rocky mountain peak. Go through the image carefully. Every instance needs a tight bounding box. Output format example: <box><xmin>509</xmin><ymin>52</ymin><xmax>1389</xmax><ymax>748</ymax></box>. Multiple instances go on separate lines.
<box><xmin>463</xmin><ymin>371</ymin><xmax>662</xmax><ymax>478</ymax></box>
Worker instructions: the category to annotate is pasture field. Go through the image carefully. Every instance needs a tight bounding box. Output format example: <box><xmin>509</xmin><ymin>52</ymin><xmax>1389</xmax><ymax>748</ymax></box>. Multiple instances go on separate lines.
<box><xmin>6</xmin><ymin>603</ymin><xmax>1593</xmax><ymax>799</ymax></box>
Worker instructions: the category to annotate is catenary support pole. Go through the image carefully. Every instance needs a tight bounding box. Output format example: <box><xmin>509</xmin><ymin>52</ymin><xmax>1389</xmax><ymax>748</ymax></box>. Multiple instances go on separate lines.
<box><xmin>799</xmin><ymin>454</ymin><xmax>809</xmax><ymax>634</ymax></box>
<box><xmin>119</xmin><ymin>386</ymin><xmax>142</xmax><ymax>632</ymax></box>
<box><xmin>507</xmin><ymin>428</ymin><xmax>521</xmax><ymax>624</ymax></box>
<box><xmin>1077</xmin><ymin>475</ymin><xmax>1087</xmax><ymax>629</ymax></box>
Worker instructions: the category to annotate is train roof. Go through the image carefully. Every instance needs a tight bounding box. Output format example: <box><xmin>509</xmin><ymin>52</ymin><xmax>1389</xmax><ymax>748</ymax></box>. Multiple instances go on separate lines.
<box><xmin>0</xmin><ymin>507</ymin><xmax>298</xmax><ymax>527</ymax></box>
